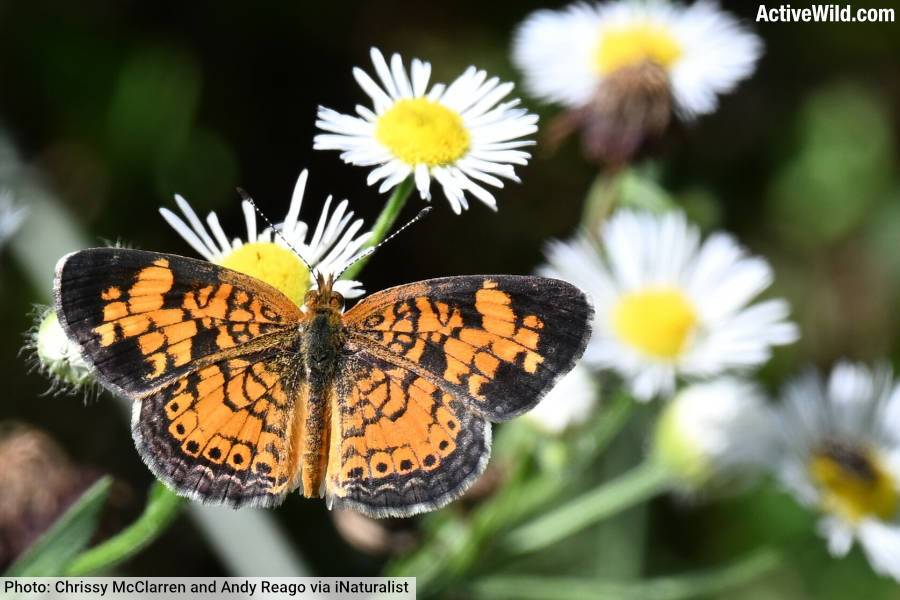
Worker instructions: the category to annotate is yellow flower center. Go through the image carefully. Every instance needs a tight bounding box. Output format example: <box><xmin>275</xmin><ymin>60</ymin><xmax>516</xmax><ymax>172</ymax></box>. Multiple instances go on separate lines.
<box><xmin>809</xmin><ymin>443</ymin><xmax>898</xmax><ymax>523</ymax></box>
<box><xmin>219</xmin><ymin>242</ymin><xmax>310</xmax><ymax>307</ymax></box>
<box><xmin>611</xmin><ymin>288</ymin><xmax>697</xmax><ymax>359</ymax></box>
<box><xmin>595</xmin><ymin>24</ymin><xmax>683</xmax><ymax>75</ymax></box>
<box><xmin>375</xmin><ymin>98</ymin><xmax>470</xmax><ymax>167</ymax></box>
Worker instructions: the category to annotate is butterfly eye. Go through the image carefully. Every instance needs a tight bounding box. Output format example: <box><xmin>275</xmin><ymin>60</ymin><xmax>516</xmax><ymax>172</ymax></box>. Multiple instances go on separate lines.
<box><xmin>304</xmin><ymin>290</ymin><xmax>318</xmax><ymax>306</ymax></box>
<box><xmin>330</xmin><ymin>293</ymin><xmax>345</xmax><ymax>311</ymax></box>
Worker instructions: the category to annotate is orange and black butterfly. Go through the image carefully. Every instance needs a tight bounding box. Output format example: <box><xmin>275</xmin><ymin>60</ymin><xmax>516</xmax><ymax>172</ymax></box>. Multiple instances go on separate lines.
<box><xmin>54</xmin><ymin>248</ymin><xmax>592</xmax><ymax>517</ymax></box>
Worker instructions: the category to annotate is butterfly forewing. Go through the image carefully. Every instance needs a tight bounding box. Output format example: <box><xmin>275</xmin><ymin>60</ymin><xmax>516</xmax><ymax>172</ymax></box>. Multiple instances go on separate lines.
<box><xmin>54</xmin><ymin>248</ymin><xmax>302</xmax><ymax>397</ymax></box>
<box><xmin>342</xmin><ymin>275</ymin><xmax>594</xmax><ymax>420</ymax></box>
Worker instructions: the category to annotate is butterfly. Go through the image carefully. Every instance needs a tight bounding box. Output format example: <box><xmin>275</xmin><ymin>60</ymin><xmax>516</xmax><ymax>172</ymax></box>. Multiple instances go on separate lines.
<box><xmin>54</xmin><ymin>248</ymin><xmax>593</xmax><ymax>517</ymax></box>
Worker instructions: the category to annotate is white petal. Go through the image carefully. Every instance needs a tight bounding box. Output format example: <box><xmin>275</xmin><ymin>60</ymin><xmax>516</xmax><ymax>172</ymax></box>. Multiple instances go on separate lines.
<box><xmin>173</xmin><ymin>194</ymin><xmax>219</xmax><ymax>257</ymax></box>
<box><xmin>819</xmin><ymin>517</ymin><xmax>855</xmax><ymax>557</ymax></box>
<box><xmin>284</xmin><ymin>170</ymin><xmax>308</xmax><ymax>235</ymax></box>
<box><xmin>859</xmin><ymin>520</ymin><xmax>900</xmax><ymax>582</ymax></box>
<box><xmin>370</xmin><ymin>47</ymin><xmax>400</xmax><ymax>100</ymax></box>
<box><xmin>205</xmin><ymin>212</ymin><xmax>233</xmax><ymax>255</ymax></box>
<box><xmin>390</xmin><ymin>52</ymin><xmax>414</xmax><ymax>98</ymax></box>
<box><xmin>159</xmin><ymin>206</ymin><xmax>215</xmax><ymax>261</ymax></box>
<box><xmin>241</xmin><ymin>200</ymin><xmax>257</xmax><ymax>243</ymax></box>
<box><xmin>414</xmin><ymin>164</ymin><xmax>431</xmax><ymax>200</ymax></box>
<box><xmin>352</xmin><ymin>68</ymin><xmax>392</xmax><ymax>112</ymax></box>
<box><xmin>410</xmin><ymin>58</ymin><xmax>432</xmax><ymax>97</ymax></box>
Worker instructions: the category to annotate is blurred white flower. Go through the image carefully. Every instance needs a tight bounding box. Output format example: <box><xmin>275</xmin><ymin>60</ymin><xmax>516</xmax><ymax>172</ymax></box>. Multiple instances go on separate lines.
<box><xmin>512</xmin><ymin>1</ymin><xmax>761</xmax><ymax>163</ymax></box>
<box><xmin>773</xmin><ymin>362</ymin><xmax>900</xmax><ymax>582</ymax></box>
<box><xmin>28</xmin><ymin>308</ymin><xmax>94</xmax><ymax>393</ymax></box>
<box><xmin>0</xmin><ymin>190</ymin><xmax>28</xmax><ymax>249</ymax></box>
<box><xmin>526</xmin><ymin>363</ymin><xmax>598</xmax><ymax>434</ymax></box>
<box><xmin>653</xmin><ymin>377</ymin><xmax>774</xmax><ymax>491</ymax></box>
<box><xmin>513</xmin><ymin>0</ymin><xmax>761</xmax><ymax>115</ymax></box>
<box><xmin>160</xmin><ymin>169</ymin><xmax>371</xmax><ymax>304</ymax></box>
<box><xmin>315</xmin><ymin>48</ymin><xmax>538</xmax><ymax>214</ymax></box>
<box><xmin>541</xmin><ymin>210</ymin><xmax>798</xmax><ymax>400</ymax></box>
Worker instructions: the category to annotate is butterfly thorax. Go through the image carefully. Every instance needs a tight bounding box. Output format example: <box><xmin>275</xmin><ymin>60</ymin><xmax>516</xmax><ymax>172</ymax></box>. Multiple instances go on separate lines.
<box><xmin>297</xmin><ymin>273</ymin><xmax>347</xmax><ymax>497</ymax></box>
<box><xmin>300</xmin><ymin>272</ymin><xmax>346</xmax><ymax>375</ymax></box>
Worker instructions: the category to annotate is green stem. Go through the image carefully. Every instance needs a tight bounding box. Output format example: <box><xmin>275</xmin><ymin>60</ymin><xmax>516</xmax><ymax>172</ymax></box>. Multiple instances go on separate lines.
<box><xmin>468</xmin><ymin>547</ymin><xmax>782</xmax><ymax>600</ymax></box>
<box><xmin>581</xmin><ymin>168</ymin><xmax>623</xmax><ymax>235</ymax></box>
<box><xmin>496</xmin><ymin>392</ymin><xmax>635</xmax><ymax>528</ymax></box>
<box><xmin>64</xmin><ymin>483</ymin><xmax>184</xmax><ymax>575</ymax></box>
<box><xmin>341</xmin><ymin>176</ymin><xmax>415</xmax><ymax>281</ymax></box>
<box><xmin>502</xmin><ymin>459</ymin><xmax>671</xmax><ymax>556</ymax></box>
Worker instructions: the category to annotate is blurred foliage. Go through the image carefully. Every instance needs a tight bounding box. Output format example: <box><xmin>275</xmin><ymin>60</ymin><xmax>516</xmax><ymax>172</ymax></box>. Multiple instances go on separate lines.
<box><xmin>0</xmin><ymin>1</ymin><xmax>899</xmax><ymax>596</ymax></box>
<box><xmin>6</xmin><ymin>477</ymin><xmax>112</xmax><ymax>577</ymax></box>
<box><xmin>770</xmin><ymin>83</ymin><xmax>896</xmax><ymax>248</ymax></box>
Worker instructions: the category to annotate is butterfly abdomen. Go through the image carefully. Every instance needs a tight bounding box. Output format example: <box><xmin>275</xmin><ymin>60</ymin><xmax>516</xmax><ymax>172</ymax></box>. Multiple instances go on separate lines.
<box><xmin>298</xmin><ymin>311</ymin><xmax>345</xmax><ymax>497</ymax></box>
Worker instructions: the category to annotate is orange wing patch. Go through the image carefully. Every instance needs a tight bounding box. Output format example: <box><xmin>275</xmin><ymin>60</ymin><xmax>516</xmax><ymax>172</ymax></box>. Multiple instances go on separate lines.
<box><xmin>443</xmin><ymin>280</ymin><xmax>545</xmax><ymax>398</ymax></box>
<box><xmin>94</xmin><ymin>262</ymin><xmax>286</xmax><ymax>378</ymax></box>
<box><xmin>344</xmin><ymin>275</ymin><xmax>592</xmax><ymax>422</ymax></box>
<box><xmin>57</xmin><ymin>249</ymin><xmax>303</xmax><ymax>394</ymax></box>
<box><xmin>346</xmin><ymin>279</ymin><xmax>547</xmax><ymax>405</ymax></box>
<box><xmin>135</xmin><ymin>350</ymin><xmax>302</xmax><ymax>507</ymax></box>
<box><xmin>326</xmin><ymin>351</ymin><xmax>489</xmax><ymax>518</ymax></box>
<box><xmin>334</xmin><ymin>368</ymin><xmax>459</xmax><ymax>480</ymax></box>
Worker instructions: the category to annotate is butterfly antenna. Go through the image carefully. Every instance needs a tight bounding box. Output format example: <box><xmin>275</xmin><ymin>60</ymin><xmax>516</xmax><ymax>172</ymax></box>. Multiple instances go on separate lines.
<box><xmin>237</xmin><ymin>187</ymin><xmax>314</xmax><ymax>273</ymax></box>
<box><xmin>336</xmin><ymin>206</ymin><xmax>432</xmax><ymax>280</ymax></box>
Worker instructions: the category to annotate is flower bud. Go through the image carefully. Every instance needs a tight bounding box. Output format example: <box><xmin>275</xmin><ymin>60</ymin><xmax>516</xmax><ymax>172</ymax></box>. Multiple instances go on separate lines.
<box><xmin>652</xmin><ymin>378</ymin><xmax>774</xmax><ymax>493</ymax></box>
<box><xmin>29</xmin><ymin>307</ymin><xmax>95</xmax><ymax>393</ymax></box>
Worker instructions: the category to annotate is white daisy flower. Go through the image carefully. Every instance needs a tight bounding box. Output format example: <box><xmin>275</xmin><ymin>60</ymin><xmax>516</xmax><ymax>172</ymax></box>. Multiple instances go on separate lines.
<box><xmin>526</xmin><ymin>363</ymin><xmax>598</xmax><ymax>434</ymax></box>
<box><xmin>513</xmin><ymin>0</ymin><xmax>761</xmax><ymax>116</ymax></box>
<box><xmin>541</xmin><ymin>210</ymin><xmax>798</xmax><ymax>400</ymax></box>
<box><xmin>653</xmin><ymin>377</ymin><xmax>774</xmax><ymax>491</ymax></box>
<box><xmin>512</xmin><ymin>1</ymin><xmax>761</xmax><ymax>162</ymax></box>
<box><xmin>160</xmin><ymin>170</ymin><xmax>371</xmax><ymax>304</ymax></box>
<box><xmin>773</xmin><ymin>362</ymin><xmax>900</xmax><ymax>582</ymax></box>
<box><xmin>314</xmin><ymin>48</ymin><xmax>538</xmax><ymax>214</ymax></box>
<box><xmin>0</xmin><ymin>190</ymin><xmax>28</xmax><ymax>249</ymax></box>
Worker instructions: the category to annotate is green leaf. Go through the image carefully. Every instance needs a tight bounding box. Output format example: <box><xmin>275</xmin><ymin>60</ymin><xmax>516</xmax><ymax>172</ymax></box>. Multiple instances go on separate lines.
<box><xmin>501</xmin><ymin>460</ymin><xmax>670</xmax><ymax>556</ymax></box>
<box><xmin>64</xmin><ymin>482</ymin><xmax>184</xmax><ymax>576</ymax></box>
<box><xmin>5</xmin><ymin>476</ymin><xmax>112</xmax><ymax>576</ymax></box>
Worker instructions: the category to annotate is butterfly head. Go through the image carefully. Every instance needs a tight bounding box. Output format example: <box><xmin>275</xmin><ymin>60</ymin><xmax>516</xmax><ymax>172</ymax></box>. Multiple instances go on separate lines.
<box><xmin>304</xmin><ymin>271</ymin><xmax>345</xmax><ymax>314</ymax></box>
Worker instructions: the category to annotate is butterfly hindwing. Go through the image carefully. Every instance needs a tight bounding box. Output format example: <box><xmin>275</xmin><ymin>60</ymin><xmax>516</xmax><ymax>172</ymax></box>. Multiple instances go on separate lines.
<box><xmin>54</xmin><ymin>248</ymin><xmax>302</xmax><ymax>398</ymax></box>
<box><xmin>135</xmin><ymin>345</ymin><xmax>304</xmax><ymax>507</ymax></box>
<box><xmin>56</xmin><ymin>248</ymin><xmax>307</xmax><ymax>507</ymax></box>
<box><xmin>342</xmin><ymin>275</ymin><xmax>593</xmax><ymax>421</ymax></box>
<box><xmin>326</xmin><ymin>346</ymin><xmax>490</xmax><ymax>517</ymax></box>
